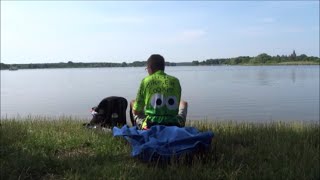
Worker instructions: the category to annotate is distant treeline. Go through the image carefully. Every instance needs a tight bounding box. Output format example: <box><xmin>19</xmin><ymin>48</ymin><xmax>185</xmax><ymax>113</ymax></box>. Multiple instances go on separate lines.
<box><xmin>0</xmin><ymin>61</ymin><xmax>181</xmax><ymax>70</ymax></box>
<box><xmin>1</xmin><ymin>51</ymin><xmax>319</xmax><ymax>70</ymax></box>
<box><xmin>192</xmin><ymin>51</ymin><xmax>319</xmax><ymax>66</ymax></box>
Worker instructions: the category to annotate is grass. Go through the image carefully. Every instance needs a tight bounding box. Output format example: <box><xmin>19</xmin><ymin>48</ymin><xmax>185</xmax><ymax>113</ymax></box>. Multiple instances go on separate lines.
<box><xmin>240</xmin><ymin>61</ymin><xmax>320</xmax><ymax>66</ymax></box>
<box><xmin>276</xmin><ymin>61</ymin><xmax>320</xmax><ymax>65</ymax></box>
<box><xmin>0</xmin><ymin>116</ymin><xmax>319</xmax><ymax>180</ymax></box>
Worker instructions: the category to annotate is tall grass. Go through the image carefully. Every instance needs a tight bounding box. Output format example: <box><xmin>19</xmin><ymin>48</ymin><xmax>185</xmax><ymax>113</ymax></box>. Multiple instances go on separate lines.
<box><xmin>0</xmin><ymin>117</ymin><xmax>319</xmax><ymax>180</ymax></box>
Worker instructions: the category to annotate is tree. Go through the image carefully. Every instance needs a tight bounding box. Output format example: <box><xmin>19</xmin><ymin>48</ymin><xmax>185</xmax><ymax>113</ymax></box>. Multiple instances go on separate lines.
<box><xmin>192</xmin><ymin>60</ymin><xmax>199</xmax><ymax>65</ymax></box>
<box><xmin>298</xmin><ymin>54</ymin><xmax>307</xmax><ymax>61</ymax></box>
<box><xmin>252</xmin><ymin>53</ymin><xmax>272</xmax><ymax>64</ymax></box>
<box><xmin>121</xmin><ymin>62</ymin><xmax>127</xmax><ymax>67</ymax></box>
<box><xmin>131</xmin><ymin>61</ymin><xmax>146</xmax><ymax>67</ymax></box>
<box><xmin>0</xmin><ymin>63</ymin><xmax>9</xmax><ymax>70</ymax></box>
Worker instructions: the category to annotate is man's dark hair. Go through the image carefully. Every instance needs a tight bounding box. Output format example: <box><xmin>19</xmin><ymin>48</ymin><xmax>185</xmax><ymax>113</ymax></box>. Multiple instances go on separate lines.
<box><xmin>147</xmin><ymin>54</ymin><xmax>165</xmax><ymax>72</ymax></box>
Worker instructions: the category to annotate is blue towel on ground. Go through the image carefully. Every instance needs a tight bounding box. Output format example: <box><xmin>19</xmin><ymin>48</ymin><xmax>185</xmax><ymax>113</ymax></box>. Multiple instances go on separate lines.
<box><xmin>113</xmin><ymin>125</ymin><xmax>214</xmax><ymax>161</ymax></box>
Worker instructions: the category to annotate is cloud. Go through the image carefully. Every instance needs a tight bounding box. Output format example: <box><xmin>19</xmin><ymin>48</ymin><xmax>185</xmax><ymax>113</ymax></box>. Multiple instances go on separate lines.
<box><xmin>236</xmin><ymin>26</ymin><xmax>268</xmax><ymax>37</ymax></box>
<box><xmin>262</xmin><ymin>17</ymin><xmax>275</xmax><ymax>23</ymax></box>
<box><xmin>56</xmin><ymin>12</ymin><xmax>146</xmax><ymax>26</ymax></box>
<box><xmin>179</xmin><ymin>30</ymin><xmax>206</xmax><ymax>41</ymax></box>
<box><xmin>280</xmin><ymin>27</ymin><xmax>304</xmax><ymax>33</ymax></box>
<box><xmin>156</xmin><ymin>29</ymin><xmax>206</xmax><ymax>44</ymax></box>
<box><xmin>236</xmin><ymin>25</ymin><xmax>306</xmax><ymax>38</ymax></box>
<box><xmin>100</xmin><ymin>16</ymin><xmax>145</xmax><ymax>24</ymax></box>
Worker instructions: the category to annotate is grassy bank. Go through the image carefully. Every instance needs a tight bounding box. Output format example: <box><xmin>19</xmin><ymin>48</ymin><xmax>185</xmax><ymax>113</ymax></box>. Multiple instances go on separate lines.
<box><xmin>0</xmin><ymin>117</ymin><xmax>319</xmax><ymax>180</ymax></box>
<box><xmin>276</xmin><ymin>61</ymin><xmax>320</xmax><ymax>65</ymax></box>
<box><xmin>240</xmin><ymin>61</ymin><xmax>320</xmax><ymax>66</ymax></box>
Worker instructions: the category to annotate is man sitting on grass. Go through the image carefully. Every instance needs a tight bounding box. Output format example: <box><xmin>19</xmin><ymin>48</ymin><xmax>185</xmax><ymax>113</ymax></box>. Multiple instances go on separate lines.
<box><xmin>130</xmin><ymin>54</ymin><xmax>188</xmax><ymax>129</ymax></box>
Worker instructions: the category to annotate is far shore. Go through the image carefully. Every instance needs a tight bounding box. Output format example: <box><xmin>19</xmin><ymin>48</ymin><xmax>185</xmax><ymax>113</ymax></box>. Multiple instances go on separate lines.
<box><xmin>1</xmin><ymin>61</ymin><xmax>319</xmax><ymax>71</ymax></box>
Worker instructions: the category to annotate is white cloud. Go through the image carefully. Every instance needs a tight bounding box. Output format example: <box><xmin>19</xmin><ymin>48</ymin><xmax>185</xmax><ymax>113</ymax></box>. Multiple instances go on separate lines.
<box><xmin>262</xmin><ymin>17</ymin><xmax>275</xmax><ymax>23</ymax></box>
<box><xmin>155</xmin><ymin>29</ymin><xmax>207</xmax><ymax>44</ymax></box>
<box><xmin>74</xmin><ymin>13</ymin><xmax>146</xmax><ymax>25</ymax></box>
<box><xmin>100</xmin><ymin>16</ymin><xmax>145</xmax><ymax>24</ymax></box>
<box><xmin>280</xmin><ymin>27</ymin><xmax>305</xmax><ymax>33</ymax></box>
<box><xmin>179</xmin><ymin>30</ymin><xmax>206</xmax><ymax>41</ymax></box>
<box><xmin>236</xmin><ymin>25</ymin><xmax>305</xmax><ymax>38</ymax></box>
<box><xmin>236</xmin><ymin>26</ymin><xmax>268</xmax><ymax>37</ymax></box>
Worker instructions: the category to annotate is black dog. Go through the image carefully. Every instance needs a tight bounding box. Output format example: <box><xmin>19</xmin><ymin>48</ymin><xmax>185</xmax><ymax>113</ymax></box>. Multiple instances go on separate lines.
<box><xmin>89</xmin><ymin>96</ymin><xmax>130</xmax><ymax>128</ymax></box>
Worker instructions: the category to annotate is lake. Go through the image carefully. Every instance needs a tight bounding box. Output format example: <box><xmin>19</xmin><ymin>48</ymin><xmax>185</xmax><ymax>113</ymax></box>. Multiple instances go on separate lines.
<box><xmin>1</xmin><ymin>65</ymin><xmax>319</xmax><ymax>122</ymax></box>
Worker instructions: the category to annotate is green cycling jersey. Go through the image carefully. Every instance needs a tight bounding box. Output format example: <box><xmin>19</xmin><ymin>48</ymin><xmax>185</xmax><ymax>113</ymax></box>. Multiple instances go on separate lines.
<box><xmin>133</xmin><ymin>70</ymin><xmax>182</xmax><ymax>125</ymax></box>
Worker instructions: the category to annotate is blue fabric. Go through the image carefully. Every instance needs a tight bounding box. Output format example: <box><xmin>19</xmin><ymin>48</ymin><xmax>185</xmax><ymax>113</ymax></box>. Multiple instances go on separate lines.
<box><xmin>113</xmin><ymin>125</ymin><xmax>214</xmax><ymax>161</ymax></box>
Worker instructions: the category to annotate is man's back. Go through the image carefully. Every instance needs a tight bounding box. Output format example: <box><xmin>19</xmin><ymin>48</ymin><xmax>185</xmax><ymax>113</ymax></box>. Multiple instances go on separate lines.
<box><xmin>133</xmin><ymin>70</ymin><xmax>182</xmax><ymax>125</ymax></box>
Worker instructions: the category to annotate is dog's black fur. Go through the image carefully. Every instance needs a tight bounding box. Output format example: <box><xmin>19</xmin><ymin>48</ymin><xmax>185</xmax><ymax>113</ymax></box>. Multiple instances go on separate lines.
<box><xmin>89</xmin><ymin>96</ymin><xmax>130</xmax><ymax>127</ymax></box>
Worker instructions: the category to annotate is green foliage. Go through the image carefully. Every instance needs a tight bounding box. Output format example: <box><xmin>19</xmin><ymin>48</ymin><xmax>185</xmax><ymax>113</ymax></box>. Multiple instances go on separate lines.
<box><xmin>192</xmin><ymin>60</ymin><xmax>200</xmax><ymax>65</ymax></box>
<box><xmin>0</xmin><ymin>118</ymin><xmax>319</xmax><ymax>180</ymax></box>
<box><xmin>252</xmin><ymin>53</ymin><xmax>272</xmax><ymax>64</ymax></box>
<box><xmin>198</xmin><ymin>51</ymin><xmax>319</xmax><ymax>66</ymax></box>
<box><xmin>1</xmin><ymin>51</ymin><xmax>319</xmax><ymax>70</ymax></box>
<box><xmin>165</xmin><ymin>62</ymin><xmax>177</xmax><ymax>66</ymax></box>
<box><xmin>131</xmin><ymin>61</ymin><xmax>146</xmax><ymax>67</ymax></box>
<box><xmin>0</xmin><ymin>63</ymin><xmax>10</xmax><ymax>70</ymax></box>
<box><xmin>121</xmin><ymin>62</ymin><xmax>128</xmax><ymax>67</ymax></box>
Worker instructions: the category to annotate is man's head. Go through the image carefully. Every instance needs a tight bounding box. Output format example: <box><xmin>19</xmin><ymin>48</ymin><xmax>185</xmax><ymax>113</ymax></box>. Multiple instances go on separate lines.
<box><xmin>146</xmin><ymin>54</ymin><xmax>165</xmax><ymax>75</ymax></box>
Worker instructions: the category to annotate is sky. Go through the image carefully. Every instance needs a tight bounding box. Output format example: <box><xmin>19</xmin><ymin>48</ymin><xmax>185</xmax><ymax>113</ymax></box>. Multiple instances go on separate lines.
<box><xmin>1</xmin><ymin>1</ymin><xmax>319</xmax><ymax>64</ymax></box>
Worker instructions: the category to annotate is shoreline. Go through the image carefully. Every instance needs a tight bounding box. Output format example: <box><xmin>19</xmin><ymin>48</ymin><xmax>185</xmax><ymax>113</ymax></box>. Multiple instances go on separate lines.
<box><xmin>1</xmin><ymin>62</ymin><xmax>319</xmax><ymax>71</ymax></box>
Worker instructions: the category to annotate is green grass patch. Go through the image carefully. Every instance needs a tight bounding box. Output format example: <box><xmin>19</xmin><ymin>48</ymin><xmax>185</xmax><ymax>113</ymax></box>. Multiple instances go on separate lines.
<box><xmin>277</xmin><ymin>61</ymin><xmax>320</xmax><ymax>65</ymax></box>
<box><xmin>240</xmin><ymin>61</ymin><xmax>320</xmax><ymax>66</ymax></box>
<box><xmin>1</xmin><ymin>117</ymin><xmax>319</xmax><ymax>180</ymax></box>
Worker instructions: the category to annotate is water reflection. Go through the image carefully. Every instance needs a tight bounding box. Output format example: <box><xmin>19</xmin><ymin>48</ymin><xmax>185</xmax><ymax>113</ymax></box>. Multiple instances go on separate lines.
<box><xmin>257</xmin><ymin>69</ymin><xmax>270</xmax><ymax>86</ymax></box>
<box><xmin>291</xmin><ymin>69</ymin><xmax>296</xmax><ymax>83</ymax></box>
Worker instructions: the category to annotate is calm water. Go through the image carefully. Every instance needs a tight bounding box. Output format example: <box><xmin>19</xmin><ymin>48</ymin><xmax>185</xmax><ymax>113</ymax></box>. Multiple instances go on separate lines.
<box><xmin>1</xmin><ymin>66</ymin><xmax>319</xmax><ymax>122</ymax></box>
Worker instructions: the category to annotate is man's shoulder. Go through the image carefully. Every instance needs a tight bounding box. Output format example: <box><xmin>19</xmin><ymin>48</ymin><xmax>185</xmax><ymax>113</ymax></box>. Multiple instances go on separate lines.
<box><xmin>141</xmin><ymin>75</ymin><xmax>152</xmax><ymax>83</ymax></box>
<box><xmin>165</xmin><ymin>73</ymin><xmax>180</xmax><ymax>82</ymax></box>
<box><xmin>143</xmin><ymin>71</ymin><xmax>180</xmax><ymax>82</ymax></box>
